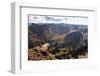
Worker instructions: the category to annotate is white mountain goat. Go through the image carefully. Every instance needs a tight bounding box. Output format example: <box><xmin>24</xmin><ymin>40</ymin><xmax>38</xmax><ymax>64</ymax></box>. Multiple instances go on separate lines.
<box><xmin>41</xmin><ymin>43</ymin><xmax>50</xmax><ymax>52</ymax></box>
<box><xmin>33</xmin><ymin>43</ymin><xmax>50</xmax><ymax>52</ymax></box>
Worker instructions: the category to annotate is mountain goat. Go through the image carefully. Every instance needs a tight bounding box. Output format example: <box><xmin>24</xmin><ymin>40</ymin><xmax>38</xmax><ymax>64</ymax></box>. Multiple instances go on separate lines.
<box><xmin>33</xmin><ymin>43</ymin><xmax>50</xmax><ymax>52</ymax></box>
<box><xmin>41</xmin><ymin>43</ymin><xmax>50</xmax><ymax>52</ymax></box>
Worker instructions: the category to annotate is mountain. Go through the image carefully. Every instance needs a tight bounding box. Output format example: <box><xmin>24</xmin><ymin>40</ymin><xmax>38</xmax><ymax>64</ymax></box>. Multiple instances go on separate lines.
<box><xmin>28</xmin><ymin>30</ymin><xmax>45</xmax><ymax>49</ymax></box>
<box><xmin>28</xmin><ymin>23</ymin><xmax>88</xmax><ymax>48</ymax></box>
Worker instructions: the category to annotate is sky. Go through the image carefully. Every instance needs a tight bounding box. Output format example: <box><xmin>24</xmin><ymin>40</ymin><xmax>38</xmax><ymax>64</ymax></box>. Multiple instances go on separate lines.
<box><xmin>28</xmin><ymin>15</ymin><xmax>88</xmax><ymax>25</ymax></box>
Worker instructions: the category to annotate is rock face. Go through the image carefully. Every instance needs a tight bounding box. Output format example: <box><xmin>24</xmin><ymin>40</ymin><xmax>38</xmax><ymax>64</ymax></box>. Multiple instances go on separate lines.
<box><xmin>28</xmin><ymin>48</ymin><xmax>49</xmax><ymax>60</ymax></box>
<box><xmin>64</xmin><ymin>30</ymin><xmax>83</xmax><ymax>48</ymax></box>
<box><xmin>28</xmin><ymin>46</ymin><xmax>55</xmax><ymax>60</ymax></box>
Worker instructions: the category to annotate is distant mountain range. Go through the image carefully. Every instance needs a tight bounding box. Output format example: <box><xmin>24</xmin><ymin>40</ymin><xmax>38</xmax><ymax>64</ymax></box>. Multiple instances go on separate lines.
<box><xmin>28</xmin><ymin>23</ymin><xmax>88</xmax><ymax>49</ymax></box>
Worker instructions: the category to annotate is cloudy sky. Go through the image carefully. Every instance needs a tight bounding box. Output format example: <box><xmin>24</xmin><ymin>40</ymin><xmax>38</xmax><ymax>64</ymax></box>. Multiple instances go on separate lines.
<box><xmin>28</xmin><ymin>15</ymin><xmax>88</xmax><ymax>25</ymax></box>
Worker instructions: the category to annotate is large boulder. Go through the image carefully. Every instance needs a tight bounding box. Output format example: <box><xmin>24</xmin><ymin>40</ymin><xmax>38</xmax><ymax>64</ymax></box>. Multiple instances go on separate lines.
<box><xmin>64</xmin><ymin>30</ymin><xmax>83</xmax><ymax>48</ymax></box>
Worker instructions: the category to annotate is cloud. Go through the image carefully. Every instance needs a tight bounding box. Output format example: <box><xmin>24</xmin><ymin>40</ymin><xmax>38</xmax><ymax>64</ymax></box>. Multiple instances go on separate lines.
<box><xmin>28</xmin><ymin>15</ymin><xmax>88</xmax><ymax>25</ymax></box>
